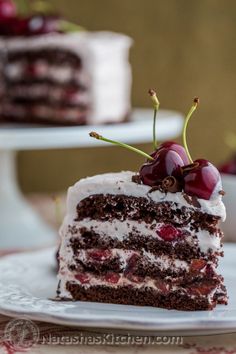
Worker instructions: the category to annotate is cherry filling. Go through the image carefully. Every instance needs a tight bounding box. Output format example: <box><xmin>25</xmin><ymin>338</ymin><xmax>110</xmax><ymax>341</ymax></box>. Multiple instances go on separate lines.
<box><xmin>187</xmin><ymin>281</ymin><xmax>217</xmax><ymax>296</ymax></box>
<box><xmin>74</xmin><ymin>273</ymin><xmax>90</xmax><ymax>284</ymax></box>
<box><xmin>88</xmin><ymin>249</ymin><xmax>111</xmax><ymax>262</ymax></box>
<box><xmin>157</xmin><ymin>225</ymin><xmax>181</xmax><ymax>242</ymax></box>
<box><xmin>190</xmin><ymin>259</ymin><xmax>207</xmax><ymax>272</ymax></box>
<box><xmin>124</xmin><ymin>253</ymin><xmax>140</xmax><ymax>274</ymax></box>
<box><xmin>104</xmin><ymin>273</ymin><xmax>120</xmax><ymax>284</ymax></box>
<box><xmin>155</xmin><ymin>278</ymin><xmax>169</xmax><ymax>294</ymax></box>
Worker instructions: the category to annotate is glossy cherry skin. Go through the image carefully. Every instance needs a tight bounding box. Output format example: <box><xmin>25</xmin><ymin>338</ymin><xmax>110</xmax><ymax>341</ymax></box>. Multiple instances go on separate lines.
<box><xmin>27</xmin><ymin>15</ymin><xmax>60</xmax><ymax>36</ymax></box>
<box><xmin>0</xmin><ymin>15</ymin><xmax>61</xmax><ymax>37</ymax></box>
<box><xmin>0</xmin><ymin>0</ymin><xmax>16</xmax><ymax>20</ymax></box>
<box><xmin>150</xmin><ymin>142</ymin><xmax>189</xmax><ymax>166</ymax></box>
<box><xmin>140</xmin><ymin>148</ymin><xmax>185</xmax><ymax>186</ymax></box>
<box><xmin>219</xmin><ymin>156</ymin><xmax>236</xmax><ymax>175</ymax></box>
<box><xmin>183</xmin><ymin>159</ymin><xmax>221</xmax><ymax>200</ymax></box>
<box><xmin>157</xmin><ymin>141</ymin><xmax>190</xmax><ymax>165</ymax></box>
<box><xmin>0</xmin><ymin>17</ymin><xmax>28</xmax><ymax>36</ymax></box>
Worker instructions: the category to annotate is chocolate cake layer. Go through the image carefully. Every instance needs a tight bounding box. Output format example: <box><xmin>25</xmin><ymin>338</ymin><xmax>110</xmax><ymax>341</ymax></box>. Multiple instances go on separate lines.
<box><xmin>6</xmin><ymin>96</ymin><xmax>89</xmax><ymax>109</ymax></box>
<box><xmin>0</xmin><ymin>110</ymin><xmax>87</xmax><ymax>125</ymax></box>
<box><xmin>64</xmin><ymin>282</ymin><xmax>227</xmax><ymax>311</ymax></box>
<box><xmin>7</xmin><ymin>49</ymin><xmax>82</xmax><ymax>67</ymax></box>
<box><xmin>76</xmin><ymin>195</ymin><xmax>220</xmax><ymax>233</ymax></box>
<box><xmin>69</xmin><ymin>228</ymin><xmax>222</xmax><ymax>262</ymax></box>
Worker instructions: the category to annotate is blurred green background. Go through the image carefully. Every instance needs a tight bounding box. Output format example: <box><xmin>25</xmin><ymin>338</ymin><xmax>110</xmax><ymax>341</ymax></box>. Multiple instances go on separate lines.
<box><xmin>18</xmin><ymin>0</ymin><xmax>236</xmax><ymax>193</ymax></box>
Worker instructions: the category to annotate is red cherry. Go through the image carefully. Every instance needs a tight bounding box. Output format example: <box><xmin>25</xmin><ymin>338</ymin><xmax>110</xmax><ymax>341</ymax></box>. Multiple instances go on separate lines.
<box><xmin>219</xmin><ymin>157</ymin><xmax>236</xmax><ymax>175</ymax></box>
<box><xmin>151</xmin><ymin>141</ymin><xmax>190</xmax><ymax>165</ymax></box>
<box><xmin>190</xmin><ymin>259</ymin><xmax>207</xmax><ymax>272</ymax></box>
<box><xmin>126</xmin><ymin>273</ymin><xmax>144</xmax><ymax>283</ymax></box>
<box><xmin>3</xmin><ymin>17</ymin><xmax>28</xmax><ymax>36</ymax></box>
<box><xmin>188</xmin><ymin>282</ymin><xmax>216</xmax><ymax>296</ymax></box>
<box><xmin>88</xmin><ymin>249</ymin><xmax>111</xmax><ymax>262</ymax></box>
<box><xmin>0</xmin><ymin>0</ymin><xmax>16</xmax><ymax>20</ymax></box>
<box><xmin>157</xmin><ymin>224</ymin><xmax>181</xmax><ymax>241</ymax></box>
<box><xmin>139</xmin><ymin>148</ymin><xmax>185</xmax><ymax>186</ymax></box>
<box><xmin>104</xmin><ymin>273</ymin><xmax>120</xmax><ymax>284</ymax></box>
<box><xmin>155</xmin><ymin>278</ymin><xmax>169</xmax><ymax>294</ymax></box>
<box><xmin>124</xmin><ymin>253</ymin><xmax>140</xmax><ymax>274</ymax></box>
<box><xmin>75</xmin><ymin>273</ymin><xmax>90</xmax><ymax>284</ymax></box>
<box><xmin>183</xmin><ymin>159</ymin><xmax>221</xmax><ymax>200</ymax></box>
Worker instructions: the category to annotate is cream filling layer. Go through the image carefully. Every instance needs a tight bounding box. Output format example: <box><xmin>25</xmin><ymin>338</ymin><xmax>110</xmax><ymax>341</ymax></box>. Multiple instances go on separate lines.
<box><xmin>60</xmin><ymin>218</ymin><xmax>222</xmax><ymax>255</ymax></box>
<box><xmin>5</xmin><ymin>62</ymin><xmax>88</xmax><ymax>84</ymax></box>
<box><xmin>73</xmin><ymin>248</ymin><xmax>189</xmax><ymax>272</ymax></box>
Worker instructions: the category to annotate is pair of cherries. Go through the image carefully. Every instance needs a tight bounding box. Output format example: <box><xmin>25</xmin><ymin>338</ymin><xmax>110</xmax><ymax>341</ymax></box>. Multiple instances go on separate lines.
<box><xmin>90</xmin><ymin>92</ymin><xmax>222</xmax><ymax>201</ymax></box>
<box><xmin>0</xmin><ymin>0</ymin><xmax>61</xmax><ymax>36</ymax></box>
<box><xmin>139</xmin><ymin>141</ymin><xmax>221</xmax><ymax>200</ymax></box>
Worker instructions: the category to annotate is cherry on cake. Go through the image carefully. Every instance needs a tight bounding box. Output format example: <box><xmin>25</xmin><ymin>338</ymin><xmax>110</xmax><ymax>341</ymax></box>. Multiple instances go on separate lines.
<box><xmin>0</xmin><ymin>1</ymin><xmax>132</xmax><ymax>125</ymax></box>
<box><xmin>57</xmin><ymin>92</ymin><xmax>228</xmax><ymax>311</ymax></box>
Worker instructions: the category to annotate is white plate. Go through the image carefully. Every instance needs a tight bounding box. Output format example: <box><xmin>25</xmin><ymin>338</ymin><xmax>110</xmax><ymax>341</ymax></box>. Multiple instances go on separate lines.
<box><xmin>0</xmin><ymin>245</ymin><xmax>235</xmax><ymax>336</ymax></box>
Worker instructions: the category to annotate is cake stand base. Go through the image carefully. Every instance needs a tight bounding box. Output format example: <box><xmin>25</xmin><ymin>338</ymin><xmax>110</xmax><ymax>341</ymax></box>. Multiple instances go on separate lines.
<box><xmin>0</xmin><ymin>150</ymin><xmax>56</xmax><ymax>250</ymax></box>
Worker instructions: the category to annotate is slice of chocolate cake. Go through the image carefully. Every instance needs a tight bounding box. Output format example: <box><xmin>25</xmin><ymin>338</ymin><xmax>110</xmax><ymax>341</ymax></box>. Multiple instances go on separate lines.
<box><xmin>57</xmin><ymin>170</ymin><xmax>227</xmax><ymax>310</ymax></box>
<box><xmin>57</xmin><ymin>93</ymin><xmax>228</xmax><ymax>310</ymax></box>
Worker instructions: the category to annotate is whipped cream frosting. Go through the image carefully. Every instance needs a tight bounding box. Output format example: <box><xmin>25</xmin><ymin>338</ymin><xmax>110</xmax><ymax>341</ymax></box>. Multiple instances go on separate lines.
<box><xmin>65</xmin><ymin>171</ymin><xmax>226</xmax><ymax>222</ymax></box>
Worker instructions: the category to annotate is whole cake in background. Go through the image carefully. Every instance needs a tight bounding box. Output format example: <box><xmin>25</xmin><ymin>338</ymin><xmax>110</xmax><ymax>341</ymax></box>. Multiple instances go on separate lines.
<box><xmin>219</xmin><ymin>132</ymin><xmax>236</xmax><ymax>175</ymax></box>
<box><xmin>57</xmin><ymin>90</ymin><xmax>228</xmax><ymax>311</ymax></box>
<box><xmin>0</xmin><ymin>0</ymin><xmax>132</xmax><ymax>125</ymax></box>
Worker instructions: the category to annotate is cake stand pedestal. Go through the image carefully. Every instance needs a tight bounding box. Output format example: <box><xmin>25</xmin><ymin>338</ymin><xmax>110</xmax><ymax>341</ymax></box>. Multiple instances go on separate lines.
<box><xmin>0</xmin><ymin>108</ymin><xmax>183</xmax><ymax>250</ymax></box>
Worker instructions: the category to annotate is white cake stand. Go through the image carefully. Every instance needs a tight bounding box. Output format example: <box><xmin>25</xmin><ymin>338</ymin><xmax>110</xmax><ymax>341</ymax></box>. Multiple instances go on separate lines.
<box><xmin>0</xmin><ymin>108</ymin><xmax>183</xmax><ymax>250</ymax></box>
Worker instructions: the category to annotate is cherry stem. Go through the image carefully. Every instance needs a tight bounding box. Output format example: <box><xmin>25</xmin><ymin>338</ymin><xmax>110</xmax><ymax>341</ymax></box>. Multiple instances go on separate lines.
<box><xmin>89</xmin><ymin>132</ymin><xmax>154</xmax><ymax>161</ymax></box>
<box><xmin>148</xmin><ymin>89</ymin><xmax>160</xmax><ymax>150</ymax></box>
<box><xmin>225</xmin><ymin>132</ymin><xmax>236</xmax><ymax>150</ymax></box>
<box><xmin>182</xmin><ymin>97</ymin><xmax>199</xmax><ymax>164</ymax></box>
<box><xmin>59</xmin><ymin>20</ymin><xmax>85</xmax><ymax>33</ymax></box>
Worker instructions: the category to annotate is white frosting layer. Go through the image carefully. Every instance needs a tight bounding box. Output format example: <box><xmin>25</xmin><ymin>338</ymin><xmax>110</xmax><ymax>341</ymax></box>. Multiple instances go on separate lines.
<box><xmin>60</xmin><ymin>218</ymin><xmax>222</xmax><ymax>255</ymax></box>
<box><xmin>3</xmin><ymin>32</ymin><xmax>132</xmax><ymax>124</ymax></box>
<box><xmin>5</xmin><ymin>61</ymin><xmax>88</xmax><ymax>85</ymax></box>
<box><xmin>64</xmin><ymin>171</ymin><xmax>226</xmax><ymax>222</ymax></box>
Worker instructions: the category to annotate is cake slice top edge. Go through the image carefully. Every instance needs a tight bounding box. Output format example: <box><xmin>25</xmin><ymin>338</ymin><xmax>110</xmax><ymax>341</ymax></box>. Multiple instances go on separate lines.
<box><xmin>1</xmin><ymin>31</ymin><xmax>133</xmax><ymax>53</ymax></box>
<box><xmin>65</xmin><ymin>171</ymin><xmax>226</xmax><ymax>221</ymax></box>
